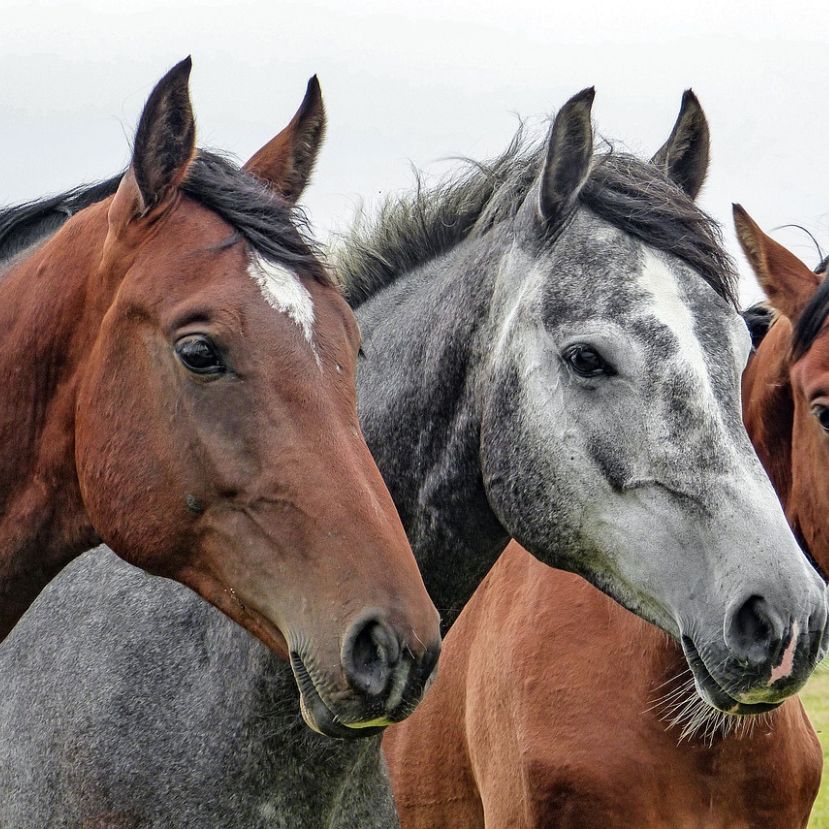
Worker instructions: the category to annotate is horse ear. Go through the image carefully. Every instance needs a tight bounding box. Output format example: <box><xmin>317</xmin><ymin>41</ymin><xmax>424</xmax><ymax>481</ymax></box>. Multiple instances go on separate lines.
<box><xmin>651</xmin><ymin>90</ymin><xmax>709</xmax><ymax>199</ymax></box>
<box><xmin>243</xmin><ymin>76</ymin><xmax>326</xmax><ymax>203</ymax></box>
<box><xmin>734</xmin><ymin>204</ymin><xmax>821</xmax><ymax>320</ymax></box>
<box><xmin>538</xmin><ymin>87</ymin><xmax>595</xmax><ymax>226</ymax></box>
<box><xmin>111</xmin><ymin>57</ymin><xmax>196</xmax><ymax>224</ymax></box>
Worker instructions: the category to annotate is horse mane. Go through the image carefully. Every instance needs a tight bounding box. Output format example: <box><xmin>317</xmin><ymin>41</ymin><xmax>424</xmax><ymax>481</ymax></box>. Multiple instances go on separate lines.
<box><xmin>182</xmin><ymin>152</ymin><xmax>325</xmax><ymax>276</ymax></box>
<box><xmin>335</xmin><ymin>123</ymin><xmax>737</xmax><ymax>308</ymax></box>
<box><xmin>0</xmin><ymin>151</ymin><xmax>325</xmax><ymax>279</ymax></box>
<box><xmin>0</xmin><ymin>177</ymin><xmax>121</xmax><ymax>262</ymax></box>
<box><xmin>742</xmin><ymin>302</ymin><xmax>776</xmax><ymax>350</ymax></box>
<box><xmin>792</xmin><ymin>263</ymin><xmax>829</xmax><ymax>359</ymax></box>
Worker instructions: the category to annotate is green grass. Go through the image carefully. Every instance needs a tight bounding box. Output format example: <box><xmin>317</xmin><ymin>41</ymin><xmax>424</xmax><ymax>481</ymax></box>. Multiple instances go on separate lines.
<box><xmin>803</xmin><ymin>666</ymin><xmax>829</xmax><ymax>828</ymax></box>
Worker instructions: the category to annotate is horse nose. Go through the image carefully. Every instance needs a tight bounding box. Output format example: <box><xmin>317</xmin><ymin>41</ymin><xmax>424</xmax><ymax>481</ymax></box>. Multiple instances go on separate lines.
<box><xmin>342</xmin><ymin>616</ymin><xmax>402</xmax><ymax>697</ymax></box>
<box><xmin>724</xmin><ymin>594</ymin><xmax>785</xmax><ymax>667</ymax></box>
<box><xmin>810</xmin><ymin>591</ymin><xmax>829</xmax><ymax>663</ymax></box>
<box><xmin>342</xmin><ymin>614</ymin><xmax>441</xmax><ymax>701</ymax></box>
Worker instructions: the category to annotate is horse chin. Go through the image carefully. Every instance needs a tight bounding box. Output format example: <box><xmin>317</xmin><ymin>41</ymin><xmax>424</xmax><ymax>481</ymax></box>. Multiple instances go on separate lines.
<box><xmin>694</xmin><ymin>677</ymin><xmax>783</xmax><ymax>716</ymax></box>
<box><xmin>682</xmin><ymin>637</ymin><xmax>783</xmax><ymax>716</ymax></box>
<box><xmin>290</xmin><ymin>652</ymin><xmax>388</xmax><ymax>740</ymax></box>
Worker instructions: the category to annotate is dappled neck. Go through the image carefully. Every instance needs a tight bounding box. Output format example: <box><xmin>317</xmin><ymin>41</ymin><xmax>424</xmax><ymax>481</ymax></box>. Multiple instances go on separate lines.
<box><xmin>354</xmin><ymin>239</ymin><xmax>511</xmax><ymax>626</ymax></box>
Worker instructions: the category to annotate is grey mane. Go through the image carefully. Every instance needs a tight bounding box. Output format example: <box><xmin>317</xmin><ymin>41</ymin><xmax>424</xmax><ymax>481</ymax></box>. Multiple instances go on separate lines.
<box><xmin>336</xmin><ymin>123</ymin><xmax>737</xmax><ymax>308</ymax></box>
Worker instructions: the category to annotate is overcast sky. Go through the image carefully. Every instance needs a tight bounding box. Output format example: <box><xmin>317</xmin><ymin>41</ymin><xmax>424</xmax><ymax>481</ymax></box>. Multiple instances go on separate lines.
<box><xmin>4</xmin><ymin>0</ymin><xmax>828</xmax><ymax>304</ymax></box>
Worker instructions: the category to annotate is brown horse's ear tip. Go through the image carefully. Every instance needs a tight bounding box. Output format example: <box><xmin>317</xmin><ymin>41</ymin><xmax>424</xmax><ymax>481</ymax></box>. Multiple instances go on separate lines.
<box><xmin>732</xmin><ymin>205</ymin><xmax>762</xmax><ymax>240</ymax></box>
<box><xmin>298</xmin><ymin>75</ymin><xmax>323</xmax><ymax>115</ymax></box>
<box><xmin>306</xmin><ymin>75</ymin><xmax>322</xmax><ymax>101</ymax></box>
<box><xmin>732</xmin><ymin>205</ymin><xmax>754</xmax><ymax>244</ymax></box>
<box><xmin>732</xmin><ymin>206</ymin><xmax>765</xmax><ymax>263</ymax></box>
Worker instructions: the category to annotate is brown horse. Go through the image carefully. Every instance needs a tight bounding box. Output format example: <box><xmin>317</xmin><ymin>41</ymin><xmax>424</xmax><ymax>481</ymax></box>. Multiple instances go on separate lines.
<box><xmin>737</xmin><ymin>205</ymin><xmax>829</xmax><ymax>578</ymax></box>
<box><xmin>0</xmin><ymin>59</ymin><xmax>440</xmax><ymax>737</ymax></box>
<box><xmin>384</xmin><ymin>543</ymin><xmax>821</xmax><ymax>828</ymax></box>
<box><xmin>383</xmin><ymin>148</ymin><xmax>826</xmax><ymax>828</ymax></box>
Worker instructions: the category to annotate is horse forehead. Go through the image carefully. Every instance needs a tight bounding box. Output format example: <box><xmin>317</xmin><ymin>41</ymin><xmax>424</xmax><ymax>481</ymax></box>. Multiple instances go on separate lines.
<box><xmin>793</xmin><ymin>327</ymin><xmax>829</xmax><ymax>393</ymax></box>
<box><xmin>160</xmin><ymin>202</ymin><xmax>319</xmax><ymax>346</ymax></box>
<box><xmin>247</xmin><ymin>254</ymin><xmax>316</xmax><ymax>348</ymax></box>
<box><xmin>537</xmin><ymin>217</ymin><xmax>644</xmax><ymax>313</ymax></box>
<box><xmin>635</xmin><ymin>249</ymin><xmax>739</xmax><ymax>373</ymax></box>
<box><xmin>553</xmin><ymin>214</ymin><xmax>640</xmax><ymax>277</ymax></box>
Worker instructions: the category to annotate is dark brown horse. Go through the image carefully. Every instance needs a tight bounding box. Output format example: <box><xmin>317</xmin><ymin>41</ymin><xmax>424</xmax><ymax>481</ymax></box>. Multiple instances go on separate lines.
<box><xmin>383</xmin><ymin>135</ymin><xmax>826</xmax><ymax>828</ymax></box>
<box><xmin>0</xmin><ymin>59</ymin><xmax>440</xmax><ymax>737</ymax></box>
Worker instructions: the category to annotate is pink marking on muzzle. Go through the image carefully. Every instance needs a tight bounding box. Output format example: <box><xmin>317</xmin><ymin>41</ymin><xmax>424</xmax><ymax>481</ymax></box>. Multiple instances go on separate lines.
<box><xmin>769</xmin><ymin>620</ymin><xmax>799</xmax><ymax>685</ymax></box>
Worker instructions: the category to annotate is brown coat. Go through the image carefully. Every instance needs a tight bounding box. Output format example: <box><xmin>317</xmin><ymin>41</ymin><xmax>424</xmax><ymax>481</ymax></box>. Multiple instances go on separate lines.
<box><xmin>385</xmin><ymin>542</ymin><xmax>820</xmax><ymax>828</ymax></box>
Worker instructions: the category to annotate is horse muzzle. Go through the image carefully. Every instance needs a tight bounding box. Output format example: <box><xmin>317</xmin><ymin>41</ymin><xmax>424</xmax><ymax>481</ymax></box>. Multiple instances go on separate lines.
<box><xmin>290</xmin><ymin>617</ymin><xmax>441</xmax><ymax>739</ymax></box>
<box><xmin>681</xmin><ymin>590</ymin><xmax>827</xmax><ymax>714</ymax></box>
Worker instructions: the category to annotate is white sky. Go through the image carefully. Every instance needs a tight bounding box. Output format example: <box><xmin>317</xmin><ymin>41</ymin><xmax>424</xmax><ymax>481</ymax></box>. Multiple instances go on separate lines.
<box><xmin>3</xmin><ymin>0</ymin><xmax>828</xmax><ymax>305</ymax></box>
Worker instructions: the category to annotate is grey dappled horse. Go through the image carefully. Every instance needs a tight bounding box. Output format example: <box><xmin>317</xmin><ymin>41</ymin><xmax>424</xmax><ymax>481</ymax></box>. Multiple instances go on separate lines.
<box><xmin>0</xmin><ymin>89</ymin><xmax>825</xmax><ymax>827</ymax></box>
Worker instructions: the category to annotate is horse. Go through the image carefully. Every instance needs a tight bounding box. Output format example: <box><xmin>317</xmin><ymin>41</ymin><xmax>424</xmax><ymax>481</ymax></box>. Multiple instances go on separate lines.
<box><xmin>384</xmin><ymin>540</ymin><xmax>822</xmax><ymax>829</ymax></box>
<box><xmin>737</xmin><ymin>205</ymin><xmax>829</xmax><ymax>580</ymax></box>
<box><xmin>0</xmin><ymin>88</ymin><xmax>825</xmax><ymax>828</ymax></box>
<box><xmin>0</xmin><ymin>58</ymin><xmax>441</xmax><ymax>740</ymax></box>
<box><xmin>381</xmin><ymin>100</ymin><xmax>828</xmax><ymax>829</ymax></box>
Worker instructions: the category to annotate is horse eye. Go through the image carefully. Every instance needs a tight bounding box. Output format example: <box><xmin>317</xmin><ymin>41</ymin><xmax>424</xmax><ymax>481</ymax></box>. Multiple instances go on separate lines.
<box><xmin>564</xmin><ymin>344</ymin><xmax>614</xmax><ymax>378</ymax></box>
<box><xmin>813</xmin><ymin>404</ymin><xmax>829</xmax><ymax>433</ymax></box>
<box><xmin>176</xmin><ymin>335</ymin><xmax>225</xmax><ymax>376</ymax></box>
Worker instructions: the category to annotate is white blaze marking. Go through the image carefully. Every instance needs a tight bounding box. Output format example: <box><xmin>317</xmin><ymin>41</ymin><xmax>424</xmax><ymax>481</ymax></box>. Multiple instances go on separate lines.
<box><xmin>247</xmin><ymin>255</ymin><xmax>318</xmax><ymax>361</ymax></box>
<box><xmin>769</xmin><ymin>620</ymin><xmax>799</xmax><ymax>685</ymax></box>
<box><xmin>637</xmin><ymin>249</ymin><xmax>717</xmax><ymax>414</ymax></box>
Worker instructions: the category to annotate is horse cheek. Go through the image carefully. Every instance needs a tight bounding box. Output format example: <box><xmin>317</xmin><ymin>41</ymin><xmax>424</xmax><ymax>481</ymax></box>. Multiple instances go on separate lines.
<box><xmin>74</xmin><ymin>330</ymin><xmax>186</xmax><ymax>572</ymax></box>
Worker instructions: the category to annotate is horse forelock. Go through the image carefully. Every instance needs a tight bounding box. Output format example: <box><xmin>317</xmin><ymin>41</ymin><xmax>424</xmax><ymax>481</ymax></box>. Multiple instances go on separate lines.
<box><xmin>335</xmin><ymin>121</ymin><xmax>737</xmax><ymax>310</ymax></box>
<box><xmin>181</xmin><ymin>152</ymin><xmax>328</xmax><ymax>283</ymax></box>
<box><xmin>792</xmin><ymin>270</ymin><xmax>829</xmax><ymax>359</ymax></box>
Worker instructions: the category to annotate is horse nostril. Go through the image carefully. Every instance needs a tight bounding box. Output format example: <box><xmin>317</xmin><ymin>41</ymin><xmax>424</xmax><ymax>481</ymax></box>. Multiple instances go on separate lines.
<box><xmin>420</xmin><ymin>639</ymin><xmax>441</xmax><ymax>681</ymax></box>
<box><xmin>811</xmin><ymin>600</ymin><xmax>829</xmax><ymax>663</ymax></box>
<box><xmin>726</xmin><ymin>594</ymin><xmax>783</xmax><ymax>666</ymax></box>
<box><xmin>342</xmin><ymin>617</ymin><xmax>400</xmax><ymax>697</ymax></box>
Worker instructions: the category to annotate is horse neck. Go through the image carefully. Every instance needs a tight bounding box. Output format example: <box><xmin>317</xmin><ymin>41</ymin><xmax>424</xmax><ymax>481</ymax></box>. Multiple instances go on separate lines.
<box><xmin>355</xmin><ymin>238</ymin><xmax>510</xmax><ymax>624</ymax></box>
<box><xmin>0</xmin><ymin>205</ymin><xmax>111</xmax><ymax>635</ymax></box>
<box><xmin>742</xmin><ymin>320</ymin><xmax>795</xmax><ymax>515</ymax></box>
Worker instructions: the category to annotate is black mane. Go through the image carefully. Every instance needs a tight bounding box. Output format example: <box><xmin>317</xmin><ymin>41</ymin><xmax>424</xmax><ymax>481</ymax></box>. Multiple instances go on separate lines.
<box><xmin>742</xmin><ymin>302</ymin><xmax>775</xmax><ymax>350</ymax></box>
<box><xmin>182</xmin><ymin>152</ymin><xmax>323</xmax><ymax>274</ymax></box>
<box><xmin>0</xmin><ymin>151</ymin><xmax>324</xmax><ymax>278</ymax></box>
<box><xmin>744</xmin><ymin>255</ymin><xmax>827</xmax><ymax>355</ymax></box>
<box><xmin>336</xmin><ymin>124</ymin><xmax>737</xmax><ymax>307</ymax></box>
<box><xmin>0</xmin><ymin>177</ymin><xmax>121</xmax><ymax>262</ymax></box>
<box><xmin>793</xmin><ymin>266</ymin><xmax>829</xmax><ymax>359</ymax></box>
